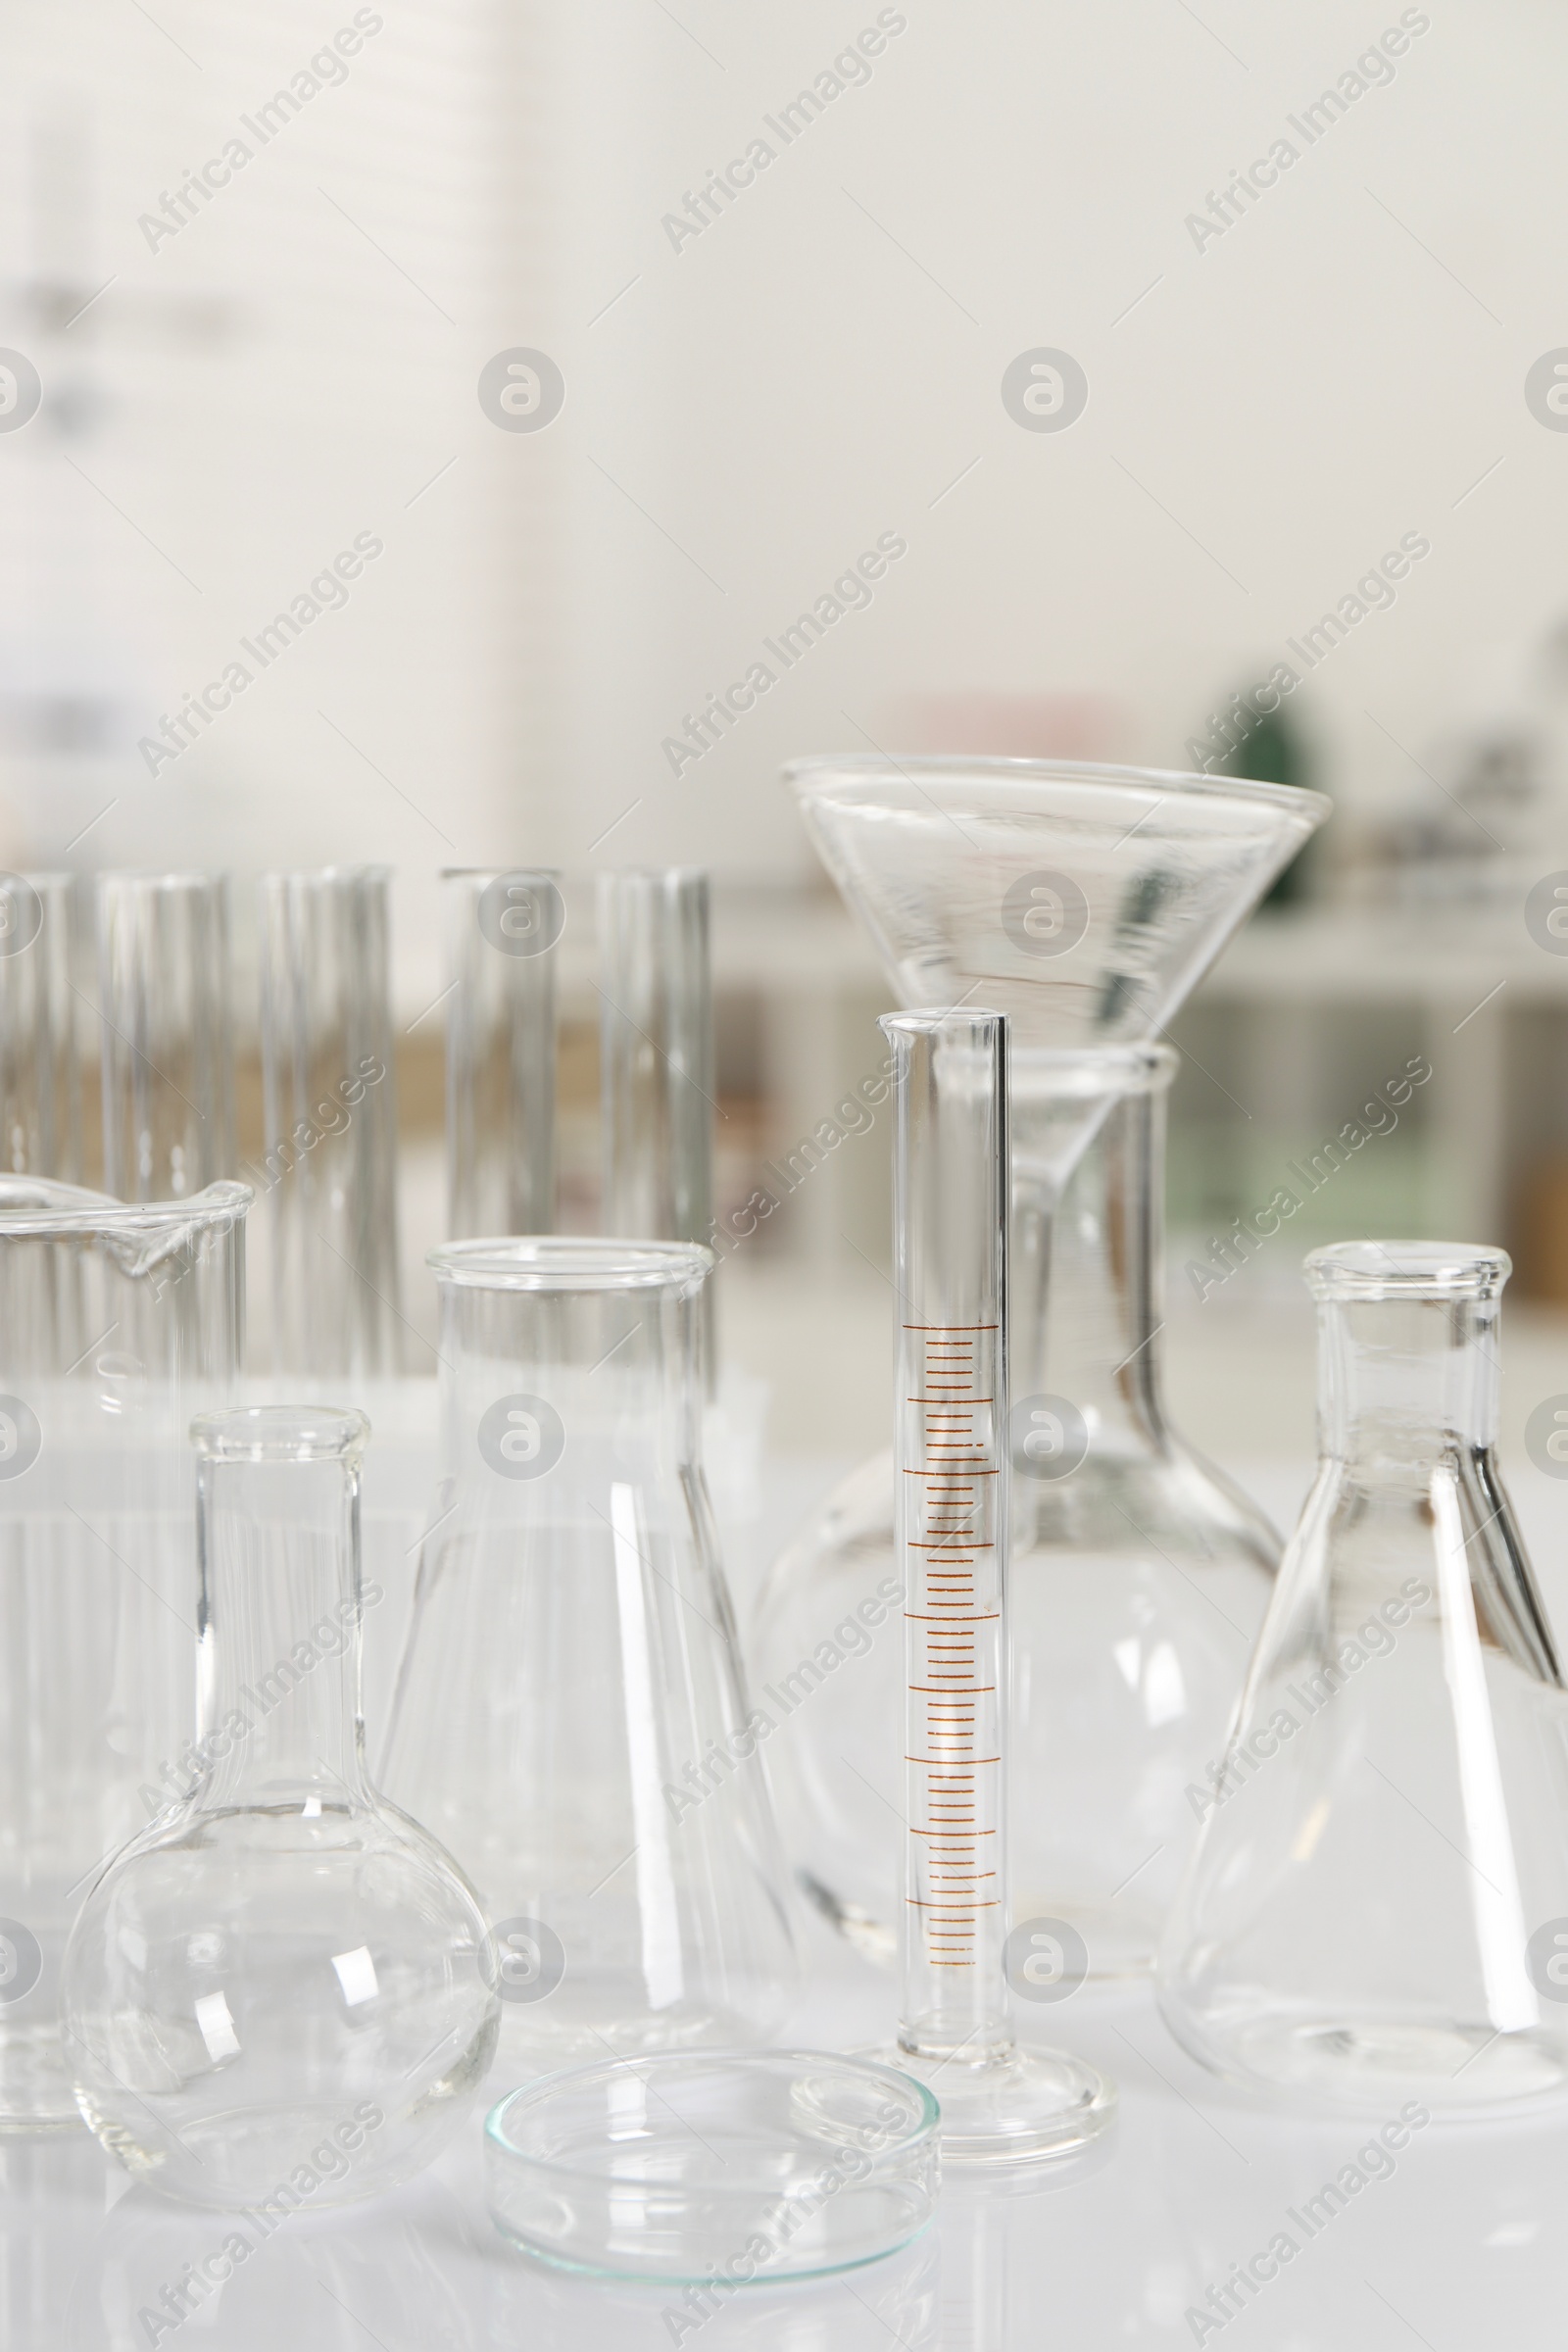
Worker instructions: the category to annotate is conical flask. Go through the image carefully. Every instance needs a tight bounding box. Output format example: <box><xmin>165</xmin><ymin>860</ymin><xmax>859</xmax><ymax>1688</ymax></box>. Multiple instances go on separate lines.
<box><xmin>61</xmin><ymin>1406</ymin><xmax>500</xmax><ymax>2204</ymax></box>
<box><xmin>380</xmin><ymin>1239</ymin><xmax>798</xmax><ymax>2075</ymax></box>
<box><xmin>1158</xmin><ymin>1242</ymin><xmax>1568</xmax><ymax>2115</ymax></box>
<box><xmin>752</xmin><ymin>758</ymin><xmax>1326</xmax><ymax>1971</ymax></box>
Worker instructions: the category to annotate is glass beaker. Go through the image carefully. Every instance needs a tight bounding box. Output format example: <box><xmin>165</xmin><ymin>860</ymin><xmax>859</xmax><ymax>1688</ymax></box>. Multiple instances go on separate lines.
<box><xmin>257</xmin><ymin>866</ymin><xmax>401</xmax><ymax>1379</ymax></box>
<box><xmin>61</xmin><ymin>1405</ymin><xmax>500</xmax><ymax>2204</ymax></box>
<box><xmin>751</xmin><ymin>759</ymin><xmax>1324</xmax><ymax>1970</ymax></box>
<box><xmin>0</xmin><ymin>1175</ymin><xmax>248</xmax><ymax>2130</ymax></box>
<box><xmin>0</xmin><ymin>874</ymin><xmax>80</xmax><ymax>1183</ymax></box>
<box><xmin>444</xmin><ymin>868</ymin><xmax>561</xmax><ymax>1241</ymax></box>
<box><xmin>1158</xmin><ymin>1242</ymin><xmax>1568</xmax><ymax>2115</ymax></box>
<box><xmin>97</xmin><ymin>873</ymin><xmax>235</xmax><ymax>1200</ymax></box>
<box><xmin>754</xmin><ymin>1044</ymin><xmax>1279</xmax><ymax>1974</ymax></box>
<box><xmin>380</xmin><ymin>1238</ymin><xmax>797</xmax><ymax>2075</ymax></box>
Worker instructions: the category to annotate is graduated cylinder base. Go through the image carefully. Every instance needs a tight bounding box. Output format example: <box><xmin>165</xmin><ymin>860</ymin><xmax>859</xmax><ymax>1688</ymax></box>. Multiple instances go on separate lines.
<box><xmin>862</xmin><ymin>2041</ymin><xmax>1115</xmax><ymax>2167</ymax></box>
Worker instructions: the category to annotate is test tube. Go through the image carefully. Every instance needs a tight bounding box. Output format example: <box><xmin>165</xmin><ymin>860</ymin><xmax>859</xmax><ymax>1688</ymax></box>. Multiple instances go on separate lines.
<box><xmin>443</xmin><ymin>868</ymin><xmax>560</xmax><ymax>1240</ymax></box>
<box><xmin>257</xmin><ymin>866</ymin><xmax>400</xmax><ymax>1379</ymax></box>
<box><xmin>97</xmin><ymin>873</ymin><xmax>234</xmax><ymax>1200</ymax></box>
<box><xmin>598</xmin><ymin>869</ymin><xmax>714</xmax><ymax>1372</ymax></box>
<box><xmin>0</xmin><ymin>873</ymin><xmax>80</xmax><ymax>1182</ymax></box>
<box><xmin>878</xmin><ymin>1008</ymin><xmax>1114</xmax><ymax>2165</ymax></box>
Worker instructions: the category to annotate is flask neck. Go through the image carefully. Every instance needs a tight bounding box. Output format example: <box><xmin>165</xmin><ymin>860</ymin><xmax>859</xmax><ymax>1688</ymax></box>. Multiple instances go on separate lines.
<box><xmin>1317</xmin><ymin>1292</ymin><xmax>1500</xmax><ymax>1469</ymax></box>
<box><xmin>196</xmin><ymin>1452</ymin><xmax>370</xmax><ymax>1805</ymax></box>
<box><xmin>1011</xmin><ymin>1082</ymin><xmax>1166</xmax><ymax>1440</ymax></box>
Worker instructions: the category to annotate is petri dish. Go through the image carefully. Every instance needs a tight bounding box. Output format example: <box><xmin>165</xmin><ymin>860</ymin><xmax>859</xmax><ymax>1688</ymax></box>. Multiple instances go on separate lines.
<box><xmin>484</xmin><ymin>2049</ymin><xmax>940</xmax><ymax>2282</ymax></box>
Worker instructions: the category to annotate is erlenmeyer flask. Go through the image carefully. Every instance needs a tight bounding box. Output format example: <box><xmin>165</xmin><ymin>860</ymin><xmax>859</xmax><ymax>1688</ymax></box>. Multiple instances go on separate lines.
<box><xmin>380</xmin><ymin>1239</ymin><xmax>797</xmax><ymax>2075</ymax></box>
<box><xmin>62</xmin><ymin>1406</ymin><xmax>499</xmax><ymax>2203</ymax></box>
<box><xmin>752</xmin><ymin>744</ymin><xmax>1326</xmax><ymax>1975</ymax></box>
<box><xmin>0</xmin><ymin>1176</ymin><xmax>248</xmax><ymax>2129</ymax></box>
<box><xmin>1158</xmin><ymin>1242</ymin><xmax>1568</xmax><ymax>2115</ymax></box>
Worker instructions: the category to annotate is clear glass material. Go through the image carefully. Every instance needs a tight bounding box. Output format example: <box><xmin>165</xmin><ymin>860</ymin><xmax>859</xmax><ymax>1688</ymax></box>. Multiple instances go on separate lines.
<box><xmin>1158</xmin><ymin>1242</ymin><xmax>1568</xmax><ymax>2116</ymax></box>
<box><xmin>758</xmin><ymin>1047</ymin><xmax>1279</xmax><ymax>1976</ymax></box>
<box><xmin>485</xmin><ymin>2051</ymin><xmax>939</xmax><ymax>2280</ymax></box>
<box><xmin>598</xmin><ymin>869</ymin><xmax>713</xmax><ymax>1256</ymax></box>
<box><xmin>754</xmin><ymin>758</ymin><xmax>1325</xmax><ymax>1967</ymax></box>
<box><xmin>1005</xmin><ymin>1047</ymin><xmax>1278</xmax><ymax>1969</ymax></box>
<box><xmin>97</xmin><ymin>873</ymin><xmax>234</xmax><ymax>1200</ymax></box>
<box><xmin>0</xmin><ymin>874</ymin><xmax>80</xmax><ymax>1182</ymax></box>
<box><xmin>61</xmin><ymin>1405</ymin><xmax>500</xmax><ymax>2203</ymax></box>
<box><xmin>444</xmin><ymin>868</ymin><xmax>560</xmax><ymax>1241</ymax></box>
<box><xmin>865</xmin><ymin>1010</ymin><xmax>1113</xmax><ymax>2165</ymax></box>
<box><xmin>257</xmin><ymin>866</ymin><xmax>400</xmax><ymax>1378</ymax></box>
<box><xmin>0</xmin><ymin>1176</ymin><xmax>247</xmax><ymax>2130</ymax></box>
<box><xmin>380</xmin><ymin>1238</ymin><xmax>796</xmax><ymax>2076</ymax></box>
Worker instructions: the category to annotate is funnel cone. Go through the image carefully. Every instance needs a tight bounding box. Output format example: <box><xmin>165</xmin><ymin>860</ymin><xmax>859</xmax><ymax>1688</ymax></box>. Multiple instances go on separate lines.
<box><xmin>789</xmin><ymin>756</ymin><xmax>1328</xmax><ymax>1048</ymax></box>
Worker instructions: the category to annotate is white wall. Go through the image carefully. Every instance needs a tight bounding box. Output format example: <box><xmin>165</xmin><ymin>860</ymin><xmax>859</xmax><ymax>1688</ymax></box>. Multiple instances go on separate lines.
<box><xmin>3</xmin><ymin>0</ymin><xmax>1566</xmax><ymax>937</ymax></box>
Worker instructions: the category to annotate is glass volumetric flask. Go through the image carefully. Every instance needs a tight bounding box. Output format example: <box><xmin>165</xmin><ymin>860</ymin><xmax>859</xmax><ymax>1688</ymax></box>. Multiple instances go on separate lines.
<box><xmin>380</xmin><ymin>1239</ymin><xmax>796</xmax><ymax>2075</ymax></box>
<box><xmin>1159</xmin><ymin>1243</ymin><xmax>1568</xmax><ymax>2115</ymax></box>
<box><xmin>258</xmin><ymin>867</ymin><xmax>401</xmax><ymax>1379</ymax></box>
<box><xmin>0</xmin><ymin>874</ymin><xmax>80</xmax><ymax>1183</ymax></box>
<box><xmin>98</xmin><ymin>873</ymin><xmax>235</xmax><ymax>1200</ymax></box>
<box><xmin>444</xmin><ymin>868</ymin><xmax>561</xmax><ymax>1241</ymax></box>
<box><xmin>753</xmin><ymin>759</ymin><xmax>1325</xmax><ymax>1969</ymax></box>
<box><xmin>755</xmin><ymin>1045</ymin><xmax>1278</xmax><ymax>1976</ymax></box>
<box><xmin>868</xmin><ymin>1009</ymin><xmax>1113</xmax><ymax>2163</ymax></box>
<box><xmin>0</xmin><ymin>1176</ymin><xmax>248</xmax><ymax>2130</ymax></box>
<box><xmin>62</xmin><ymin>1406</ymin><xmax>500</xmax><ymax>2203</ymax></box>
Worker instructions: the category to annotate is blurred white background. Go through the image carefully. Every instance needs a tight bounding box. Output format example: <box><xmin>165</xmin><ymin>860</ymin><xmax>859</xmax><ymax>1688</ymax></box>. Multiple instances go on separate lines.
<box><xmin>6</xmin><ymin>0</ymin><xmax>1568</xmax><ymax>1457</ymax></box>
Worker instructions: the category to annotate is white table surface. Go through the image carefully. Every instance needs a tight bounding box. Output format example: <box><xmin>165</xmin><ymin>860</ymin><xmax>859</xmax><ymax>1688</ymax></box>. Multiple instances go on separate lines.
<box><xmin>15</xmin><ymin>1445</ymin><xmax>1568</xmax><ymax>2352</ymax></box>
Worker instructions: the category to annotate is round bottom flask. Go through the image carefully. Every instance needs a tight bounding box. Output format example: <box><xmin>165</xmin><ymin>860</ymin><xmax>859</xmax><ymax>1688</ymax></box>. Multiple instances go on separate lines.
<box><xmin>61</xmin><ymin>1407</ymin><xmax>500</xmax><ymax>2206</ymax></box>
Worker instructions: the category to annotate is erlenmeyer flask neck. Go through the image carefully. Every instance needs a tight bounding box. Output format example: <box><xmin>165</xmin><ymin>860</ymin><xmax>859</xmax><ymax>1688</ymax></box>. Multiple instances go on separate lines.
<box><xmin>1311</xmin><ymin>1247</ymin><xmax>1504</xmax><ymax>1472</ymax></box>
<box><xmin>193</xmin><ymin>1409</ymin><xmax>372</xmax><ymax>1806</ymax></box>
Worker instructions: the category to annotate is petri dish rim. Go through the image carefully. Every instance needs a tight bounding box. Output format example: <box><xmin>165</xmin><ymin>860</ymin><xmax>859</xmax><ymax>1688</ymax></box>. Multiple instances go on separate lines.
<box><xmin>484</xmin><ymin>2049</ymin><xmax>940</xmax><ymax>2283</ymax></box>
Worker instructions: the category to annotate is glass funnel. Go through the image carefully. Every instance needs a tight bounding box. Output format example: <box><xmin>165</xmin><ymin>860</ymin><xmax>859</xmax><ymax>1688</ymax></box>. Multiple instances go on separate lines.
<box><xmin>61</xmin><ymin>1406</ymin><xmax>500</xmax><ymax>2204</ymax></box>
<box><xmin>1159</xmin><ymin>1242</ymin><xmax>1568</xmax><ymax>2116</ymax></box>
<box><xmin>379</xmin><ymin>1238</ymin><xmax>797</xmax><ymax>2077</ymax></box>
<box><xmin>0</xmin><ymin>1176</ymin><xmax>248</xmax><ymax>2131</ymax></box>
<box><xmin>753</xmin><ymin>758</ymin><xmax>1326</xmax><ymax>1971</ymax></box>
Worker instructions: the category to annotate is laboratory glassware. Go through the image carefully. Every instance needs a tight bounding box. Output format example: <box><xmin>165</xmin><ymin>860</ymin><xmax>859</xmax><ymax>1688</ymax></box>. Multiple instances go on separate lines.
<box><xmin>0</xmin><ymin>1175</ymin><xmax>248</xmax><ymax>2130</ymax></box>
<box><xmin>444</xmin><ymin>867</ymin><xmax>560</xmax><ymax>1241</ymax></box>
<box><xmin>599</xmin><ymin>868</ymin><xmax>713</xmax><ymax>1259</ymax></box>
<box><xmin>1158</xmin><ymin>1242</ymin><xmax>1568</xmax><ymax>2115</ymax></box>
<box><xmin>62</xmin><ymin>1405</ymin><xmax>499</xmax><ymax>2203</ymax></box>
<box><xmin>484</xmin><ymin>2049</ymin><xmax>939</xmax><ymax>2280</ymax></box>
<box><xmin>760</xmin><ymin>1044</ymin><xmax>1279</xmax><ymax>1975</ymax></box>
<box><xmin>0</xmin><ymin>874</ymin><xmax>80</xmax><ymax>1183</ymax></box>
<box><xmin>753</xmin><ymin>758</ymin><xmax>1326</xmax><ymax>1968</ymax></box>
<box><xmin>868</xmin><ymin>1007</ymin><xmax>1114</xmax><ymax>2164</ymax></box>
<box><xmin>258</xmin><ymin>866</ymin><xmax>400</xmax><ymax>1379</ymax></box>
<box><xmin>97</xmin><ymin>872</ymin><xmax>234</xmax><ymax>1200</ymax></box>
<box><xmin>380</xmin><ymin>1237</ymin><xmax>797</xmax><ymax>2074</ymax></box>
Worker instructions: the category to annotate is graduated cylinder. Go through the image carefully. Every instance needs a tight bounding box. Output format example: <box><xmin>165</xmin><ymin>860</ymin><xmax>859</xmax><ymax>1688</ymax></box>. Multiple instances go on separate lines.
<box><xmin>884</xmin><ymin>1009</ymin><xmax>1011</xmax><ymax>2066</ymax></box>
